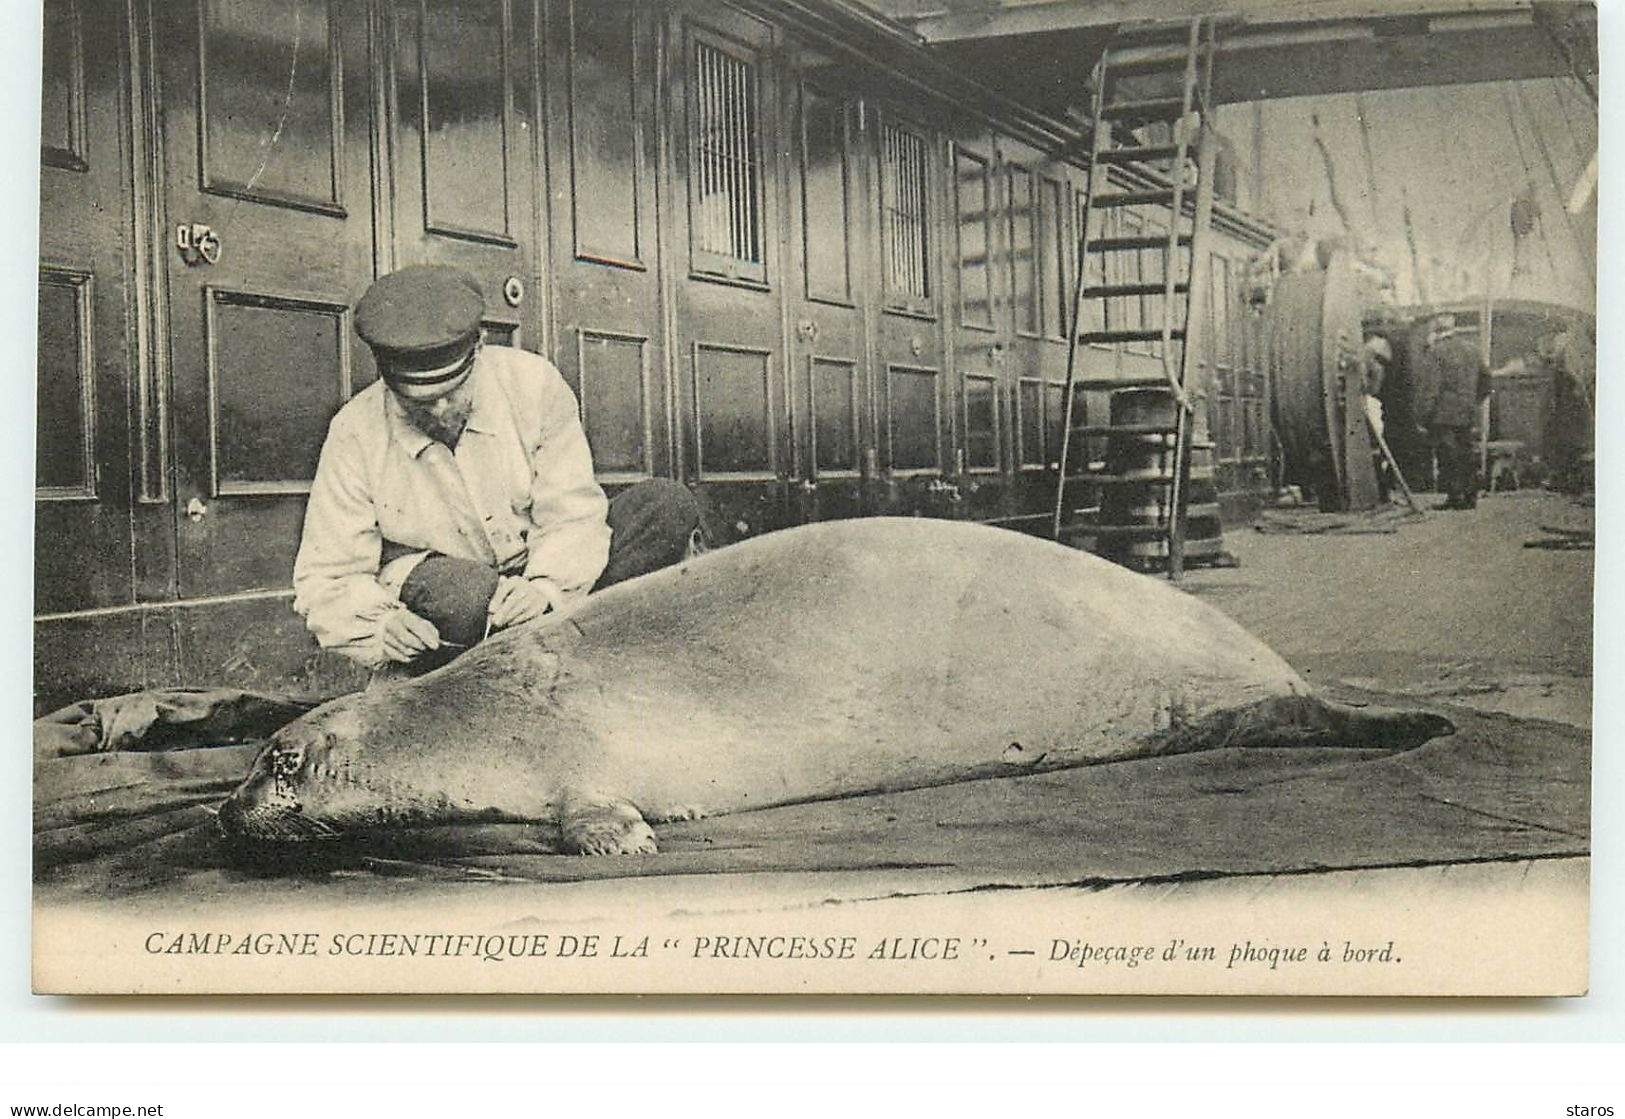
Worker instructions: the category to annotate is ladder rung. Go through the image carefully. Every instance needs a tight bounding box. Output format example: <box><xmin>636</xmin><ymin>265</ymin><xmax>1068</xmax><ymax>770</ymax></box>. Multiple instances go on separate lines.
<box><xmin>1070</xmin><ymin>473</ymin><xmax>1179</xmax><ymax>485</ymax></box>
<box><xmin>1088</xmin><ymin>234</ymin><xmax>1192</xmax><ymax>253</ymax></box>
<box><xmin>1069</xmin><ymin>375</ymin><xmax>1178</xmax><ymax>390</ymax></box>
<box><xmin>1083</xmin><ymin>282</ymin><xmax>1189</xmax><ymax>299</ymax></box>
<box><xmin>1058</xmin><ymin>501</ymin><xmax>1219</xmax><ymax>529</ymax></box>
<box><xmin>1072</xmin><ymin>424</ymin><xmax>1178</xmax><ymax>436</ymax></box>
<box><xmin>1077</xmin><ymin>329</ymin><xmax>1186</xmax><ymax>346</ymax></box>
<box><xmin>1078</xmin><ymin>462</ymin><xmax>1217</xmax><ymax>479</ymax></box>
<box><xmin>1100</xmin><ymin>96</ymin><xmax>1187</xmax><ymax>122</ymax></box>
<box><xmin>1091</xmin><ymin>188</ymin><xmax>1178</xmax><ymax>208</ymax></box>
<box><xmin>1080</xmin><ymin>499</ymin><xmax>1220</xmax><ymax>521</ymax></box>
<box><xmin>1096</xmin><ymin>145</ymin><xmax>1185</xmax><ymax>166</ymax></box>
<box><xmin>1068</xmin><ymin>478</ymin><xmax>1217</xmax><ymax>495</ymax></box>
<box><xmin>1087</xmin><ymin>523</ymin><xmax>1174</xmax><ymax>540</ymax></box>
<box><xmin>1084</xmin><ymin>507</ymin><xmax>1223</xmax><ymax>539</ymax></box>
<box><xmin>1103</xmin><ymin>43</ymin><xmax>1200</xmax><ymax>72</ymax></box>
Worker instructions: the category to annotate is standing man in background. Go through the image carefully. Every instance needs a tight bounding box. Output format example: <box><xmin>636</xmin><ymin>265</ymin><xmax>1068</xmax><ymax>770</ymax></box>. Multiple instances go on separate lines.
<box><xmin>293</xmin><ymin>265</ymin><xmax>704</xmax><ymax>676</ymax></box>
<box><xmin>1543</xmin><ymin>323</ymin><xmax>1595</xmax><ymax>494</ymax></box>
<box><xmin>1361</xmin><ymin>333</ymin><xmax>1394</xmax><ymax>505</ymax></box>
<box><xmin>1414</xmin><ymin>313</ymin><xmax>1491</xmax><ymax>511</ymax></box>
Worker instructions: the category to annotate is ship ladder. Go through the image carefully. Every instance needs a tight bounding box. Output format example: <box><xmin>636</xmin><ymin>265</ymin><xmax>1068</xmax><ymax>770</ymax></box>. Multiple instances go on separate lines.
<box><xmin>1050</xmin><ymin>17</ymin><xmax>1222</xmax><ymax>580</ymax></box>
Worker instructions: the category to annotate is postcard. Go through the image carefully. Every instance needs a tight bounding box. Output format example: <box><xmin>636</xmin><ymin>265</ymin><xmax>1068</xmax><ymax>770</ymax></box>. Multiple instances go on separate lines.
<box><xmin>33</xmin><ymin>0</ymin><xmax>1594</xmax><ymax>996</ymax></box>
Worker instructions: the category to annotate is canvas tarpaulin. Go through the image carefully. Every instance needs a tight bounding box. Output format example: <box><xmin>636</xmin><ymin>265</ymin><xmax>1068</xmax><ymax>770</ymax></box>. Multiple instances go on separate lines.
<box><xmin>33</xmin><ymin>683</ymin><xmax>1588</xmax><ymax>905</ymax></box>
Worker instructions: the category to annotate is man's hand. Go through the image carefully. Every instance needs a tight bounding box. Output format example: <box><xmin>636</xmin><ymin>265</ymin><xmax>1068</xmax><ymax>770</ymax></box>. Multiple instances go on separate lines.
<box><xmin>379</xmin><ymin>606</ymin><xmax>441</xmax><ymax>663</ymax></box>
<box><xmin>487</xmin><ymin>575</ymin><xmax>552</xmax><ymax>631</ymax></box>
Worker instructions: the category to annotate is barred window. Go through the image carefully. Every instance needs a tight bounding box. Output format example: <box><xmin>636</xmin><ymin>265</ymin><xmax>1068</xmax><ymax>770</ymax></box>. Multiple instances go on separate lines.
<box><xmin>1116</xmin><ymin>210</ymin><xmax>1146</xmax><ymax>345</ymax></box>
<box><xmin>1209</xmin><ymin>254</ymin><xmax>1234</xmax><ymax>368</ymax></box>
<box><xmin>1040</xmin><ymin>177</ymin><xmax>1067</xmax><ymax>339</ymax></box>
<box><xmin>955</xmin><ymin>148</ymin><xmax>992</xmax><ymax>329</ymax></box>
<box><xmin>1008</xmin><ymin>167</ymin><xmax>1038</xmax><ymax>336</ymax></box>
<box><xmin>1143</xmin><ymin>216</ymin><xmax>1168</xmax><ymax>357</ymax></box>
<box><xmin>1077</xmin><ymin>193</ymin><xmax>1107</xmax><ymax>339</ymax></box>
<box><xmin>881</xmin><ymin>122</ymin><xmax>930</xmax><ymax>310</ymax></box>
<box><xmin>690</xmin><ymin>37</ymin><xmax>764</xmax><ymax>282</ymax></box>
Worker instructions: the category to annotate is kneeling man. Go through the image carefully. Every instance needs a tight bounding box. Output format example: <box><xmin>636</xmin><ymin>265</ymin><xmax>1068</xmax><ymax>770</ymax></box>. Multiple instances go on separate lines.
<box><xmin>294</xmin><ymin>265</ymin><xmax>701</xmax><ymax>674</ymax></box>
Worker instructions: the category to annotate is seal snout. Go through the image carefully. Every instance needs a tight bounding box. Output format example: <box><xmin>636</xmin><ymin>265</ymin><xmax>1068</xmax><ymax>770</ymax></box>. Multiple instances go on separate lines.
<box><xmin>1422</xmin><ymin>712</ymin><xmax>1457</xmax><ymax>738</ymax></box>
<box><xmin>217</xmin><ymin>734</ymin><xmax>332</xmax><ymax>842</ymax></box>
<box><xmin>1376</xmin><ymin>708</ymin><xmax>1456</xmax><ymax>749</ymax></box>
<box><xmin>215</xmin><ymin>793</ymin><xmax>249</xmax><ymax>837</ymax></box>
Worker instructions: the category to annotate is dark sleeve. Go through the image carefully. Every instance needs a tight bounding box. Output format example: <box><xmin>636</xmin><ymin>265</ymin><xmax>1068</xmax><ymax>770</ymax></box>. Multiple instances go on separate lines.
<box><xmin>1412</xmin><ymin>351</ymin><xmax>1439</xmax><ymax>424</ymax></box>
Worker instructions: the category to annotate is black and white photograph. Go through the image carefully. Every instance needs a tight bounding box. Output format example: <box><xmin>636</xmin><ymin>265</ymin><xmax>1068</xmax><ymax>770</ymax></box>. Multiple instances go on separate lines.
<box><xmin>30</xmin><ymin>0</ymin><xmax>1596</xmax><ymax>996</ymax></box>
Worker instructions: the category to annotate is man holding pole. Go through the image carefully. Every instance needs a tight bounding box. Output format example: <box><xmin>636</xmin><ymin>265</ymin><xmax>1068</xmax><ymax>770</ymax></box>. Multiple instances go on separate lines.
<box><xmin>1414</xmin><ymin>313</ymin><xmax>1491</xmax><ymax>511</ymax></box>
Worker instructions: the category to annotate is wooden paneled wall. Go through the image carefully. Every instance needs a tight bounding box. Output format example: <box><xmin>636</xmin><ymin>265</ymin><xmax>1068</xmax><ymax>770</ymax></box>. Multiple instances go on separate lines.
<box><xmin>33</xmin><ymin>0</ymin><xmax>1276</xmax><ymax>708</ymax></box>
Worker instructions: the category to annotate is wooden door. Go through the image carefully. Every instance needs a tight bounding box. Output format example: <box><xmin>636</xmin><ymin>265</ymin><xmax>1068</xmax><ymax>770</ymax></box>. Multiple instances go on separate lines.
<box><xmin>159</xmin><ymin>0</ymin><xmax>378</xmax><ymax>599</ymax></box>
<box><xmin>1000</xmin><ymin>140</ymin><xmax>1077</xmax><ymax>524</ymax></box>
<box><xmin>386</xmin><ymin>0</ymin><xmax>542</xmax><ymax>354</ymax></box>
<box><xmin>671</xmin><ymin>6</ymin><xmax>789</xmax><ymax>543</ymax></box>
<box><xmin>949</xmin><ymin>130</ymin><xmax>1006</xmax><ymax>521</ymax></box>
<box><xmin>543</xmin><ymin>0</ymin><xmax>672</xmax><ymax>486</ymax></box>
<box><xmin>36</xmin><ymin>0</ymin><xmax>138</xmax><ymax>614</ymax></box>
<box><xmin>785</xmin><ymin>62</ymin><xmax>869</xmax><ymax>523</ymax></box>
<box><xmin>869</xmin><ymin>106</ymin><xmax>949</xmax><ymax>517</ymax></box>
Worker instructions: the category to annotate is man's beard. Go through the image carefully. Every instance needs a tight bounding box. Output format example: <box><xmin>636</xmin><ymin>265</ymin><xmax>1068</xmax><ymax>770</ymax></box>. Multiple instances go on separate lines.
<box><xmin>405</xmin><ymin>399</ymin><xmax>473</xmax><ymax>448</ymax></box>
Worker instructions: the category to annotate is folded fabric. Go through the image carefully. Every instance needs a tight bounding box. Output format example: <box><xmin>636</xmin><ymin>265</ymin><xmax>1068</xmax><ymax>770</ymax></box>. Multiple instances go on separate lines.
<box><xmin>34</xmin><ymin>687</ymin><xmax>321</xmax><ymax>761</ymax></box>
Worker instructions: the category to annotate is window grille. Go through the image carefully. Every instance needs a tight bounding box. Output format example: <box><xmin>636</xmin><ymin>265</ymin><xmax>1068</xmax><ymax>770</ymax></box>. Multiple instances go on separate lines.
<box><xmin>1144</xmin><ymin>216</ymin><xmax>1169</xmax><ymax>358</ymax></box>
<box><xmin>955</xmin><ymin>149</ymin><xmax>992</xmax><ymax>329</ymax></box>
<box><xmin>1077</xmin><ymin>193</ymin><xmax>1107</xmax><ymax>339</ymax></box>
<box><xmin>881</xmin><ymin>122</ymin><xmax>930</xmax><ymax>309</ymax></box>
<box><xmin>1041</xmin><ymin>177</ymin><xmax>1067</xmax><ymax>339</ymax></box>
<box><xmin>1117</xmin><ymin>210</ymin><xmax>1145</xmax><ymax>347</ymax></box>
<box><xmin>691</xmin><ymin>38</ymin><xmax>763</xmax><ymax>282</ymax></box>
<box><xmin>1008</xmin><ymin>166</ymin><xmax>1038</xmax><ymax>335</ymax></box>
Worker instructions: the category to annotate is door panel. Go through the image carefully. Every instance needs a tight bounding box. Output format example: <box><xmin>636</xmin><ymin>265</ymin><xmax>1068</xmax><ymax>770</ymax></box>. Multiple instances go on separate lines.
<box><xmin>949</xmin><ymin>132</ymin><xmax>1005</xmax><ymax>520</ymax></box>
<box><xmin>198</xmin><ymin>1</ymin><xmax>344</xmax><ymax>211</ymax></box>
<box><xmin>545</xmin><ymin>0</ymin><xmax>670</xmax><ymax>483</ymax></box>
<box><xmin>576</xmin><ymin>329</ymin><xmax>655</xmax><ymax>476</ymax></box>
<box><xmin>786</xmin><ymin>64</ymin><xmax>868</xmax><ymax>522</ymax></box>
<box><xmin>206</xmin><ymin>289</ymin><xmax>351</xmax><ymax>494</ymax></box>
<box><xmin>389</xmin><ymin>0</ymin><xmax>541</xmax><ymax>355</ymax></box>
<box><xmin>36</xmin><ymin>0</ymin><xmax>138</xmax><ymax>614</ymax></box>
<box><xmin>1002</xmin><ymin>138</ymin><xmax>1077</xmax><ymax>521</ymax></box>
<box><xmin>672</xmin><ymin>7</ymin><xmax>788</xmax><ymax>542</ymax></box>
<box><xmin>694</xmin><ymin>342</ymin><xmax>773</xmax><ymax>473</ymax></box>
<box><xmin>870</xmin><ymin>108</ymin><xmax>949</xmax><ymax>518</ymax></box>
<box><xmin>161</xmin><ymin>0</ymin><xmax>377</xmax><ymax>599</ymax></box>
<box><xmin>809</xmin><ymin>358</ymin><xmax>860</xmax><ymax>473</ymax></box>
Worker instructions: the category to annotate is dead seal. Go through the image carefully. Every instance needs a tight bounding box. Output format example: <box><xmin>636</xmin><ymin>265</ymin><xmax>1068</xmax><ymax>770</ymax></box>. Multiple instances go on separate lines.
<box><xmin>218</xmin><ymin>518</ymin><xmax>1453</xmax><ymax>854</ymax></box>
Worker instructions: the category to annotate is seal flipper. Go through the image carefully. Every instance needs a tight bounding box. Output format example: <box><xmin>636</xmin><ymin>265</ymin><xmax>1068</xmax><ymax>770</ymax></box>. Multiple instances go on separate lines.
<box><xmin>1313</xmin><ymin>699</ymin><xmax>1455</xmax><ymax>750</ymax></box>
<box><xmin>558</xmin><ymin>790</ymin><xmax>658</xmax><ymax>856</ymax></box>
<box><xmin>1171</xmin><ymin>694</ymin><xmax>1455</xmax><ymax>753</ymax></box>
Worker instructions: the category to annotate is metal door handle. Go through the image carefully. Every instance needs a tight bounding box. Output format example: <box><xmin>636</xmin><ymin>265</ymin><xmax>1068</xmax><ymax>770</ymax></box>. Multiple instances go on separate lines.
<box><xmin>186</xmin><ymin>497</ymin><xmax>208</xmax><ymax>522</ymax></box>
<box><xmin>177</xmin><ymin>223</ymin><xmax>221</xmax><ymax>266</ymax></box>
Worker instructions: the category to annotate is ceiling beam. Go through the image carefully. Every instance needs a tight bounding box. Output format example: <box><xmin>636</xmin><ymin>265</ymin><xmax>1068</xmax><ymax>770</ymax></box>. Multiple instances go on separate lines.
<box><xmin>912</xmin><ymin>3</ymin><xmax>1594</xmax><ymax>107</ymax></box>
<box><xmin>904</xmin><ymin>0</ymin><xmax>1541</xmax><ymax>44</ymax></box>
<box><xmin>1210</xmin><ymin>22</ymin><xmax>1587</xmax><ymax>100</ymax></box>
